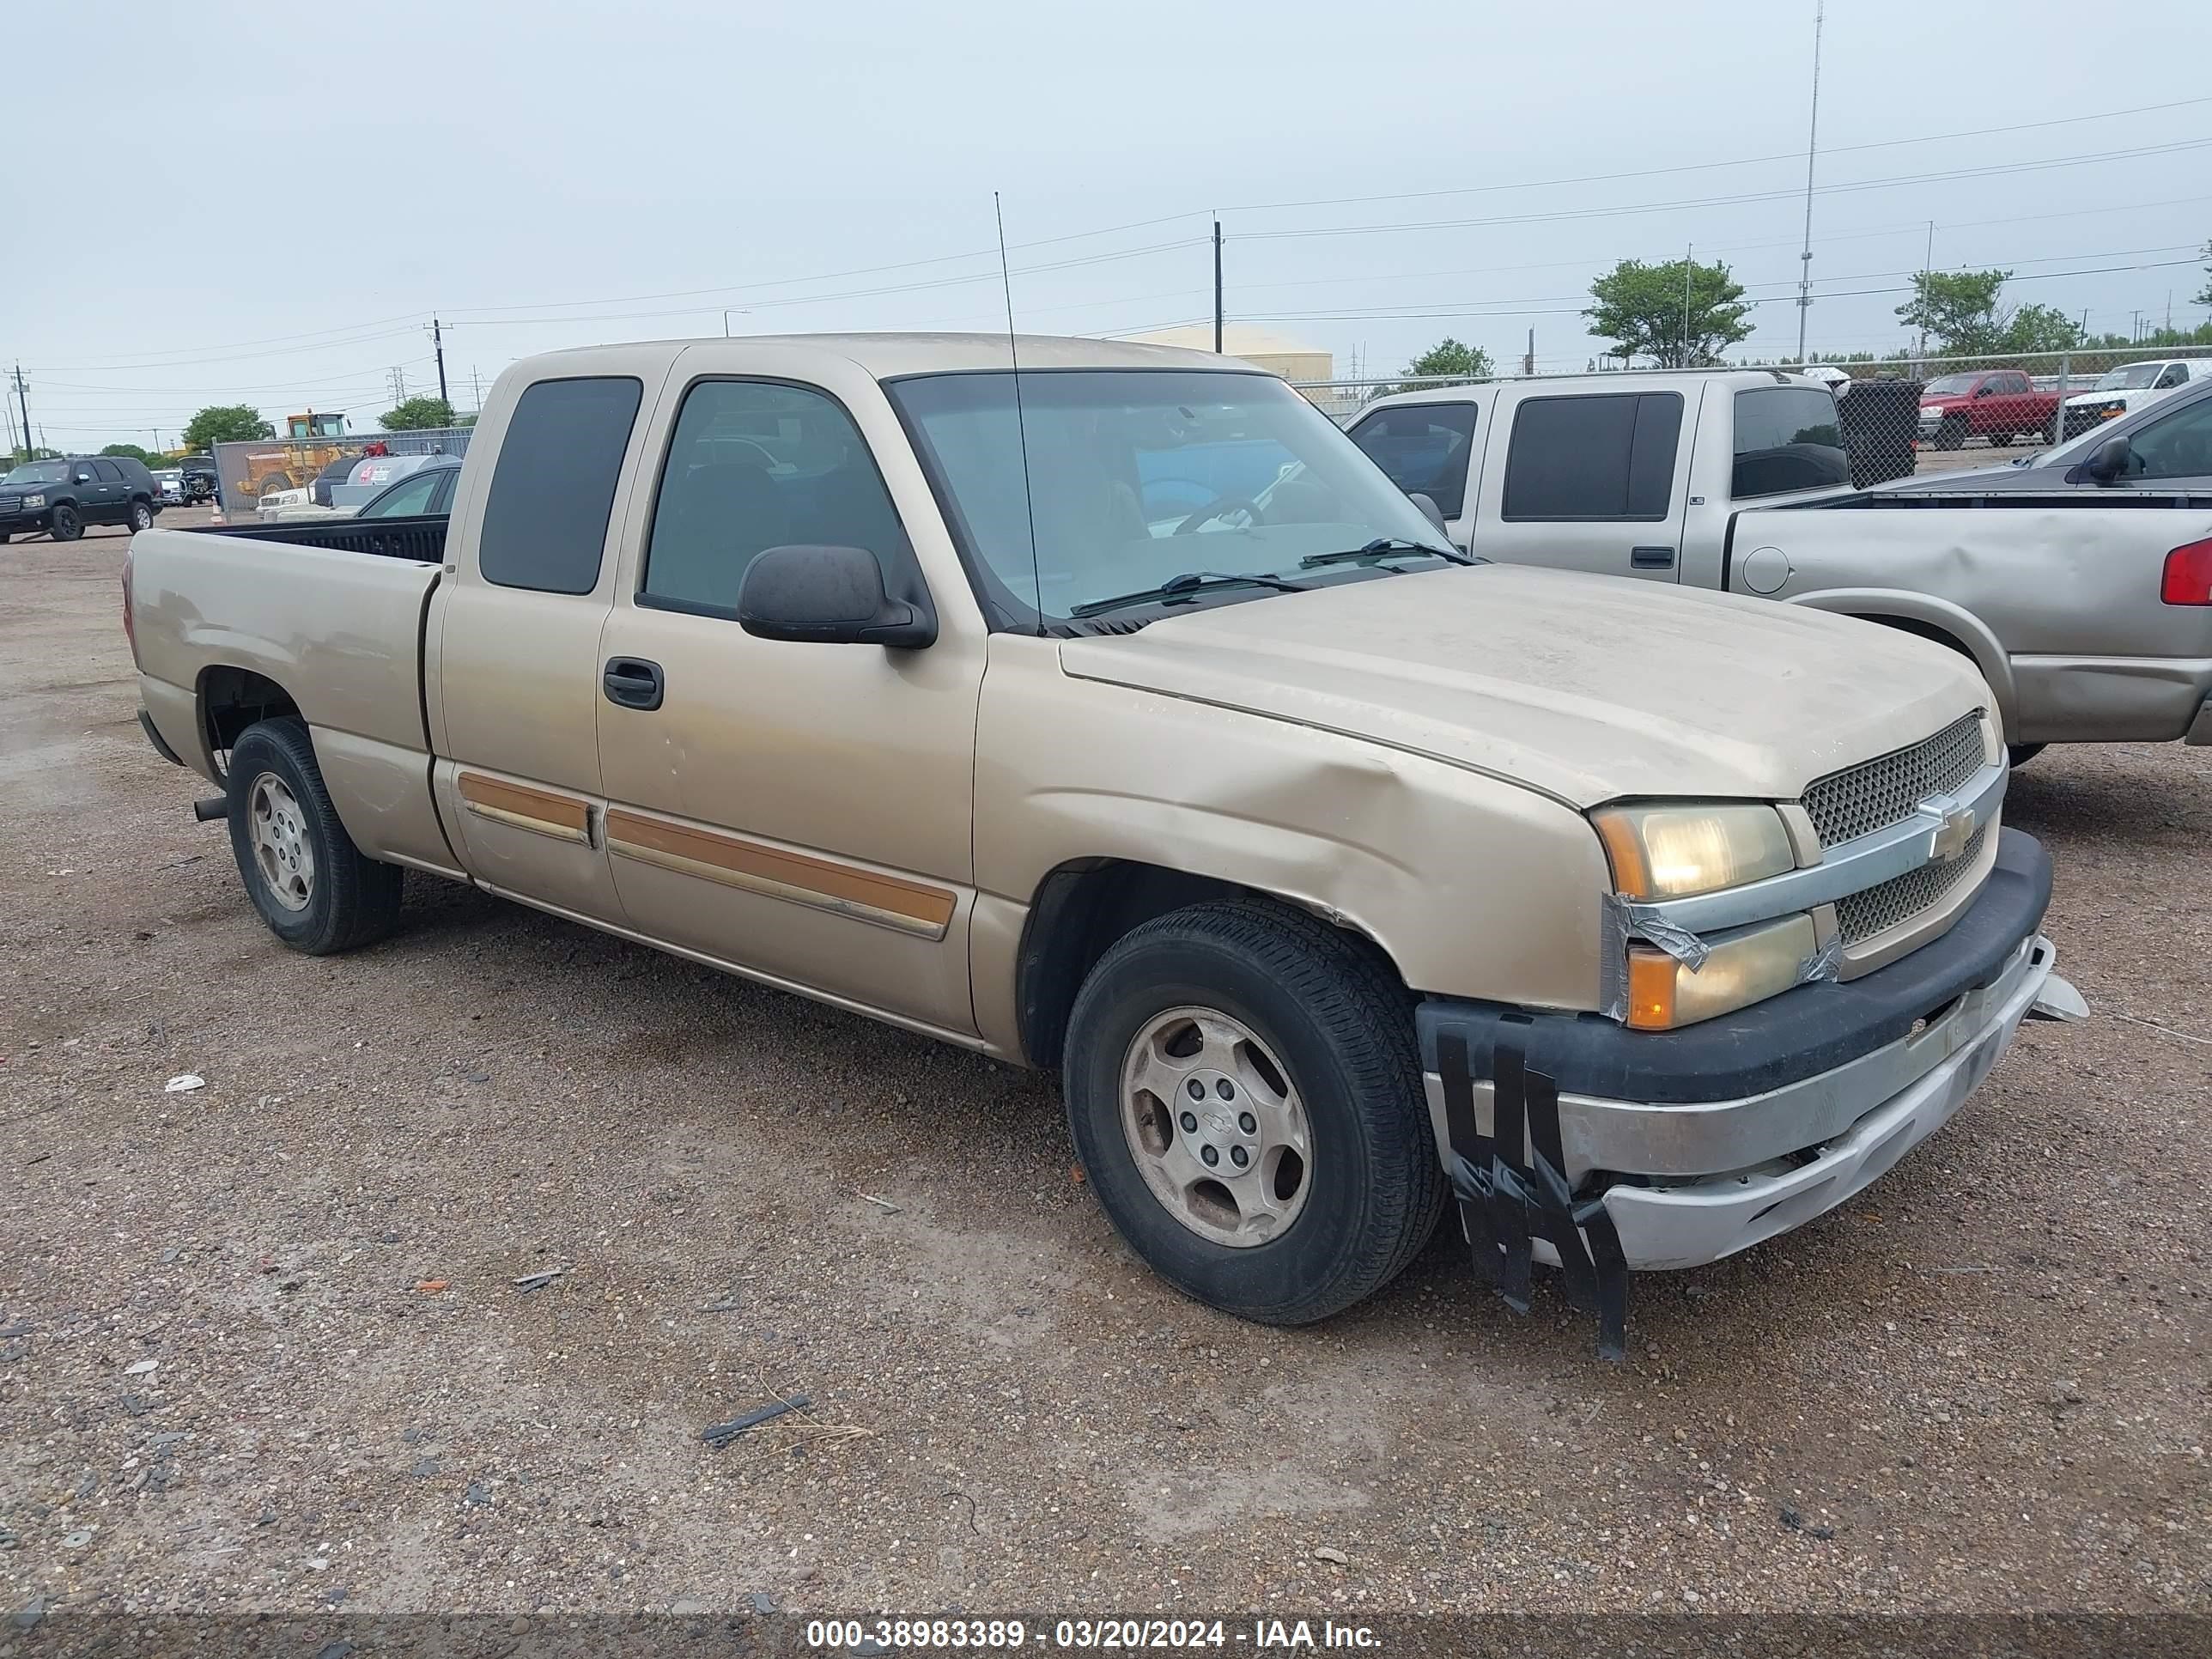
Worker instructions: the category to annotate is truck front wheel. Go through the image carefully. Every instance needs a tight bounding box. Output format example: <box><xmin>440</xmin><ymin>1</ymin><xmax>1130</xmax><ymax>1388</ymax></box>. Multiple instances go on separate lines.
<box><xmin>1934</xmin><ymin>416</ymin><xmax>1967</xmax><ymax>450</ymax></box>
<box><xmin>1062</xmin><ymin>900</ymin><xmax>1444</xmax><ymax>1325</ymax></box>
<box><xmin>225</xmin><ymin>717</ymin><xmax>403</xmax><ymax>954</ymax></box>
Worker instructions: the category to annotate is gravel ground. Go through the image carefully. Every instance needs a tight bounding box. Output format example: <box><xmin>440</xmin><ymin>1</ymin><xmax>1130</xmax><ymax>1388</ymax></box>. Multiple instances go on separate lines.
<box><xmin>0</xmin><ymin>519</ymin><xmax>2206</xmax><ymax>1628</ymax></box>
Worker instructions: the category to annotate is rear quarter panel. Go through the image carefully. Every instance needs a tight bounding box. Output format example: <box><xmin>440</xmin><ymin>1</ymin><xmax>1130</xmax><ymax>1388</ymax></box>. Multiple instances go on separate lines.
<box><xmin>132</xmin><ymin>526</ymin><xmax>440</xmax><ymax>757</ymax></box>
<box><xmin>1733</xmin><ymin>496</ymin><xmax>2212</xmax><ymax>740</ymax></box>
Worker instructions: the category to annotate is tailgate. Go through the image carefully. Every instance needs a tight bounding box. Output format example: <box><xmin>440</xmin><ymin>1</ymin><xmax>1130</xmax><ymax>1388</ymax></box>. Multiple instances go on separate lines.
<box><xmin>131</xmin><ymin>526</ymin><xmax>441</xmax><ymax>755</ymax></box>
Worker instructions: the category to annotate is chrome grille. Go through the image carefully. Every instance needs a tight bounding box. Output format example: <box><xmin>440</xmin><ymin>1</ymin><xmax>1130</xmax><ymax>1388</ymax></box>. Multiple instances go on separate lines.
<box><xmin>1801</xmin><ymin>712</ymin><xmax>1986</xmax><ymax>848</ymax></box>
<box><xmin>1836</xmin><ymin>824</ymin><xmax>1988</xmax><ymax>945</ymax></box>
<box><xmin>0</xmin><ymin>495</ymin><xmax>18</xmax><ymax>514</ymax></box>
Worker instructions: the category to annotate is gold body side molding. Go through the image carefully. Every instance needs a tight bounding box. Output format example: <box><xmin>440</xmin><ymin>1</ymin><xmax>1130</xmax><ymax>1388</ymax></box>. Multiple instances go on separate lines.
<box><xmin>456</xmin><ymin>772</ymin><xmax>591</xmax><ymax>844</ymax></box>
<box><xmin>605</xmin><ymin>810</ymin><xmax>956</xmax><ymax>940</ymax></box>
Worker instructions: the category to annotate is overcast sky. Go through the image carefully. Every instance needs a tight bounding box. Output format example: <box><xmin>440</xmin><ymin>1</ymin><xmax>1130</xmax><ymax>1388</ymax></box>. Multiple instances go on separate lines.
<box><xmin>13</xmin><ymin>0</ymin><xmax>2210</xmax><ymax>446</ymax></box>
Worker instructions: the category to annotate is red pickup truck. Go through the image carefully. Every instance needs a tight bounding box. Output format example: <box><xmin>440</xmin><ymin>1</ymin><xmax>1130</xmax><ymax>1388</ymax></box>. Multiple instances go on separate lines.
<box><xmin>1917</xmin><ymin>368</ymin><xmax>2061</xmax><ymax>450</ymax></box>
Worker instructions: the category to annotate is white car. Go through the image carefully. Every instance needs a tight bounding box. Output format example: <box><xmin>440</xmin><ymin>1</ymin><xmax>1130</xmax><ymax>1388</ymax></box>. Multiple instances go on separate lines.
<box><xmin>2061</xmin><ymin>357</ymin><xmax>2212</xmax><ymax>437</ymax></box>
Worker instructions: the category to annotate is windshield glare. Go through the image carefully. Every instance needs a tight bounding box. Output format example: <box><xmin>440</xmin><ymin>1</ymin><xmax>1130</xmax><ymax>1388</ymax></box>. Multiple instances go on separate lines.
<box><xmin>889</xmin><ymin>369</ymin><xmax>1444</xmax><ymax>625</ymax></box>
<box><xmin>1923</xmin><ymin>374</ymin><xmax>1979</xmax><ymax>396</ymax></box>
<box><xmin>3</xmin><ymin>460</ymin><xmax>70</xmax><ymax>485</ymax></box>
<box><xmin>2094</xmin><ymin>364</ymin><xmax>2163</xmax><ymax>390</ymax></box>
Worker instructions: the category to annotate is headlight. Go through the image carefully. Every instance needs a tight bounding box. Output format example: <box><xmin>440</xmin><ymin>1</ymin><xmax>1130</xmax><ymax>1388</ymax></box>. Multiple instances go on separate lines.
<box><xmin>1627</xmin><ymin>915</ymin><xmax>1817</xmax><ymax>1030</ymax></box>
<box><xmin>21</xmin><ymin>493</ymin><xmax>44</xmax><ymax>507</ymax></box>
<box><xmin>1592</xmin><ymin>803</ymin><xmax>1796</xmax><ymax>900</ymax></box>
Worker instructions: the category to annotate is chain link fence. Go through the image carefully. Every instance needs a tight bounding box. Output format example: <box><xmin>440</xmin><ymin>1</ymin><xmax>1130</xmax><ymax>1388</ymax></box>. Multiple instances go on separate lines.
<box><xmin>1292</xmin><ymin>345</ymin><xmax>2212</xmax><ymax>485</ymax></box>
<box><xmin>211</xmin><ymin>425</ymin><xmax>477</xmax><ymax>512</ymax></box>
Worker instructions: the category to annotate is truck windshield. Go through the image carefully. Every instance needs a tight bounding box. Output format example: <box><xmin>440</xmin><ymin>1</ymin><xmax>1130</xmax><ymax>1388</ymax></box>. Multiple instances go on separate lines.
<box><xmin>1923</xmin><ymin>374</ymin><xmax>1979</xmax><ymax>396</ymax></box>
<box><xmin>3</xmin><ymin>461</ymin><xmax>70</xmax><ymax>485</ymax></box>
<box><xmin>2093</xmin><ymin>364</ymin><xmax>2164</xmax><ymax>390</ymax></box>
<box><xmin>888</xmin><ymin>369</ymin><xmax>1444</xmax><ymax>627</ymax></box>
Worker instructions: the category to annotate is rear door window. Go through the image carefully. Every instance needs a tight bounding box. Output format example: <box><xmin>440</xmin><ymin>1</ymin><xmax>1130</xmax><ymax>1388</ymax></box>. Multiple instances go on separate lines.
<box><xmin>92</xmin><ymin>459</ymin><xmax>125</xmax><ymax>483</ymax></box>
<box><xmin>1731</xmin><ymin>386</ymin><xmax>1846</xmax><ymax>498</ymax></box>
<box><xmin>477</xmin><ymin>376</ymin><xmax>643</xmax><ymax>593</ymax></box>
<box><xmin>1501</xmin><ymin>392</ymin><xmax>1681</xmax><ymax>520</ymax></box>
<box><xmin>1347</xmin><ymin>403</ymin><xmax>1478</xmax><ymax>517</ymax></box>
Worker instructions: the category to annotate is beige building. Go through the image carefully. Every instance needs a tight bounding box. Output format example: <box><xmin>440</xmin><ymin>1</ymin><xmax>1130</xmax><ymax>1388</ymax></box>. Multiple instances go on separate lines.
<box><xmin>1125</xmin><ymin>324</ymin><xmax>1332</xmax><ymax>385</ymax></box>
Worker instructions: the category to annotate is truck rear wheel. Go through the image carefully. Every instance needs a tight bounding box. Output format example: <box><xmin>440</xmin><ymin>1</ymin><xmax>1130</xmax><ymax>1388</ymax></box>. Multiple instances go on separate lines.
<box><xmin>127</xmin><ymin>498</ymin><xmax>155</xmax><ymax>532</ymax></box>
<box><xmin>1062</xmin><ymin>900</ymin><xmax>1444</xmax><ymax>1325</ymax></box>
<box><xmin>225</xmin><ymin>717</ymin><xmax>403</xmax><ymax>955</ymax></box>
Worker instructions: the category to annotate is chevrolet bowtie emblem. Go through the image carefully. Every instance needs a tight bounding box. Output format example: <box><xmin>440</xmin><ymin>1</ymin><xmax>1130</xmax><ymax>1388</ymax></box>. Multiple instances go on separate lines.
<box><xmin>1931</xmin><ymin>805</ymin><xmax>1977</xmax><ymax>862</ymax></box>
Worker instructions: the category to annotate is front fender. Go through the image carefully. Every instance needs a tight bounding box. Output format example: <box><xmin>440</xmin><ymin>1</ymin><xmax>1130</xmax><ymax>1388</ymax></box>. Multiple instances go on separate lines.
<box><xmin>973</xmin><ymin>639</ymin><xmax>1613</xmax><ymax>1017</ymax></box>
<box><xmin>1784</xmin><ymin>587</ymin><xmax>2016</xmax><ymax>736</ymax></box>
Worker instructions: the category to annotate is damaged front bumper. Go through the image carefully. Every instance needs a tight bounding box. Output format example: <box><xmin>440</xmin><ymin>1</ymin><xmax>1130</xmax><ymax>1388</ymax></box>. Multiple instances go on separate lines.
<box><xmin>1418</xmin><ymin>829</ymin><xmax>2078</xmax><ymax>1285</ymax></box>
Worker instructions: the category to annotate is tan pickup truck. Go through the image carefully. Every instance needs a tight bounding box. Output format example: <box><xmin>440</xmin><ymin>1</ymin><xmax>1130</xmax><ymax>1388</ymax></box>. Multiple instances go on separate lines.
<box><xmin>125</xmin><ymin>334</ymin><xmax>2084</xmax><ymax>1350</ymax></box>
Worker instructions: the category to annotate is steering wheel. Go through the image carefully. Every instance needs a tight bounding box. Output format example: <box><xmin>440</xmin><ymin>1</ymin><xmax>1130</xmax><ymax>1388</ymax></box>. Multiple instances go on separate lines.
<box><xmin>1172</xmin><ymin>494</ymin><xmax>1263</xmax><ymax>536</ymax></box>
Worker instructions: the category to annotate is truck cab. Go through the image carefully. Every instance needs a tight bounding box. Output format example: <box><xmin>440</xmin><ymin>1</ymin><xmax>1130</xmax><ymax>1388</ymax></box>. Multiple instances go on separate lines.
<box><xmin>1348</xmin><ymin>369</ymin><xmax>1850</xmax><ymax>584</ymax></box>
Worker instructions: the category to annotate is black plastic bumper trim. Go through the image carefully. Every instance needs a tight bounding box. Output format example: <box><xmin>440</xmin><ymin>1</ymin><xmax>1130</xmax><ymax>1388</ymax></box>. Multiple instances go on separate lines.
<box><xmin>1418</xmin><ymin>827</ymin><xmax>2052</xmax><ymax>1105</ymax></box>
<box><xmin>137</xmin><ymin>707</ymin><xmax>186</xmax><ymax>768</ymax></box>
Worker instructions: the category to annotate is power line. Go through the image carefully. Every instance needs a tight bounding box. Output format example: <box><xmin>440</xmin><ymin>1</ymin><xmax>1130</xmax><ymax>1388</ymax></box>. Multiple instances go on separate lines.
<box><xmin>1234</xmin><ymin>140</ymin><xmax>2212</xmax><ymax>244</ymax></box>
<box><xmin>1213</xmin><ymin>94</ymin><xmax>2212</xmax><ymax>220</ymax></box>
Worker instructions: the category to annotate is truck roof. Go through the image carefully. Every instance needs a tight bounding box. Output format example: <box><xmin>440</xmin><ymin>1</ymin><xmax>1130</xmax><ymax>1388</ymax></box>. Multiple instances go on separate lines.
<box><xmin>1361</xmin><ymin>366</ymin><xmax>1827</xmax><ymax>412</ymax></box>
<box><xmin>507</xmin><ymin>331</ymin><xmax>1255</xmax><ymax>382</ymax></box>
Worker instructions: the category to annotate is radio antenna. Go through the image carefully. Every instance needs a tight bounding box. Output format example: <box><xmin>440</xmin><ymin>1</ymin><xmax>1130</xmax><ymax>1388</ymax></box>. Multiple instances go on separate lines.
<box><xmin>995</xmin><ymin>191</ymin><xmax>1046</xmax><ymax>636</ymax></box>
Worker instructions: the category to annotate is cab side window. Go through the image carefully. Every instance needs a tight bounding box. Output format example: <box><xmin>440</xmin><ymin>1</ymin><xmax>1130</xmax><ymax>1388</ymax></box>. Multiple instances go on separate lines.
<box><xmin>92</xmin><ymin>459</ymin><xmax>125</xmax><ymax>483</ymax></box>
<box><xmin>1502</xmin><ymin>392</ymin><xmax>1682</xmax><ymax>521</ymax></box>
<box><xmin>641</xmin><ymin>380</ymin><xmax>915</xmax><ymax>617</ymax></box>
<box><xmin>477</xmin><ymin>376</ymin><xmax>643</xmax><ymax>594</ymax></box>
<box><xmin>1347</xmin><ymin>403</ymin><xmax>1478</xmax><ymax>518</ymax></box>
<box><xmin>2125</xmin><ymin>397</ymin><xmax>2212</xmax><ymax>481</ymax></box>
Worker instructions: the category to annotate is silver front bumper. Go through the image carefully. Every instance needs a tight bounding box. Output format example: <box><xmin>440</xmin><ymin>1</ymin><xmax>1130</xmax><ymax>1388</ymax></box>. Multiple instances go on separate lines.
<box><xmin>1423</xmin><ymin>934</ymin><xmax>2075</xmax><ymax>1271</ymax></box>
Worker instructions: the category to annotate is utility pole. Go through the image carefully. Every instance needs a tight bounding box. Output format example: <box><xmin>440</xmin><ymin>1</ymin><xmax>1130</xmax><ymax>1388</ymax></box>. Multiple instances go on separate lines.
<box><xmin>1682</xmin><ymin>244</ymin><xmax>1695</xmax><ymax>368</ymax></box>
<box><xmin>1212</xmin><ymin>218</ymin><xmax>1224</xmax><ymax>354</ymax></box>
<box><xmin>471</xmin><ymin>365</ymin><xmax>483</xmax><ymax>417</ymax></box>
<box><xmin>1522</xmin><ymin>327</ymin><xmax>1534</xmax><ymax>377</ymax></box>
<box><xmin>1917</xmin><ymin>221</ymin><xmax>1933</xmax><ymax>369</ymax></box>
<box><xmin>431</xmin><ymin>318</ymin><xmax>449</xmax><ymax>406</ymax></box>
<box><xmin>1795</xmin><ymin>0</ymin><xmax>1825</xmax><ymax>363</ymax></box>
<box><xmin>13</xmin><ymin>364</ymin><xmax>31</xmax><ymax>460</ymax></box>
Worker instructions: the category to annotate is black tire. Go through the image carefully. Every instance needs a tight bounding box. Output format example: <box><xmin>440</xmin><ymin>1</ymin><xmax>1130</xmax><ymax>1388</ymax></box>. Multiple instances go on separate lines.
<box><xmin>126</xmin><ymin>497</ymin><xmax>155</xmax><ymax>532</ymax></box>
<box><xmin>225</xmin><ymin>716</ymin><xmax>403</xmax><ymax>955</ymax></box>
<box><xmin>1935</xmin><ymin>416</ymin><xmax>1966</xmax><ymax>451</ymax></box>
<box><xmin>1063</xmin><ymin>899</ymin><xmax>1445</xmax><ymax>1326</ymax></box>
<box><xmin>2008</xmin><ymin>743</ymin><xmax>2045</xmax><ymax>768</ymax></box>
<box><xmin>49</xmin><ymin>501</ymin><xmax>82</xmax><ymax>541</ymax></box>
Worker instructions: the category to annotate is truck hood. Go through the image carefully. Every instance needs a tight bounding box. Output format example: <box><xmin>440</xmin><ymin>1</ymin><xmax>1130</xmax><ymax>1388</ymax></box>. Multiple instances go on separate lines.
<box><xmin>1056</xmin><ymin>564</ymin><xmax>1985</xmax><ymax>808</ymax></box>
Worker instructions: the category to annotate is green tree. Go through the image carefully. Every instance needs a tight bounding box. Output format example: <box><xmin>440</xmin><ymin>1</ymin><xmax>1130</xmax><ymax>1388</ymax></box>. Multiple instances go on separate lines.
<box><xmin>1375</xmin><ymin>337</ymin><xmax>1496</xmax><ymax>399</ymax></box>
<box><xmin>181</xmin><ymin>404</ymin><xmax>274</xmax><ymax>450</ymax></box>
<box><xmin>1404</xmin><ymin>337</ymin><xmax>1494</xmax><ymax>381</ymax></box>
<box><xmin>380</xmin><ymin>396</ymin><xmax>455</xmax><ymax>431</ymax></box>
<box><xmin>1999</xmin><ymin>303</ymin><xmax>2087</xmax><ymax>354</ymax></box>
<box><xmin>100</xmin><ymin>442</ymin><xmax>159</xmax><ymax>465</ymax></box>
<box><xmin>1894</xmin><ymin>270</ymin><xmax>2085</xmax><ymax>357</ymax></box>
<box><xmin>1586</xmin><ymin>258</ymin><xmax>1753</xmax><ymax>368</ymax></box>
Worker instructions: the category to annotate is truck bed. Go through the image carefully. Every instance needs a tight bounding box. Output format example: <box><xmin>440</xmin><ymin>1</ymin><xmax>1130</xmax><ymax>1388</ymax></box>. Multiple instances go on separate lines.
<box><xmin>182</xmin><ymin>514</ymin><xmax>448</xmax><ymax>564</ymax></box>
<box><xmin>1732</xmin><ymin>489</ymin><xmax>2212</xmax><ymax>744</ymax></box>
<box><xmin>130</xmin><ymin>523</ymin><xmax>443</xmax><ymax>762</ymax></box>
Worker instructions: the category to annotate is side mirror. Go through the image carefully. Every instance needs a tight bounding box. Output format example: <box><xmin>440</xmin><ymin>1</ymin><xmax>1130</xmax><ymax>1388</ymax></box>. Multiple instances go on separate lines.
<box><xmin>75</xmin><ymin>471</ymin><xmax>94</xmax><ymax>484</ymax></box>
<box><xmin>1407</xmin><ymin>492</ymin><xmax>1448</xmax><ymax>534</ymax></box>
<box><xmin>737</xmin><ymin>544</ymin><xmax>935</xmax><ymax>648</ymax></box>
<box><xmin>2081</xmin><ymin>434</ymin><xmax>2132</xmax><ymax>484</ymax></box>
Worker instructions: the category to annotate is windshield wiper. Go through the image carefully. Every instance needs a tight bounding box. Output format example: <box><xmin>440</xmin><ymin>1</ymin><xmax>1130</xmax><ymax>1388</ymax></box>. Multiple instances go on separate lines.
<box><xmin>1069</xmin><ymin>570</ymin><xmax>1314</xmax><ymax>619</ymax></box>
<box><xmin>1299</xmin><ymin>537</ymin><xmax>1474</xmax><ymax>570</ymax></box>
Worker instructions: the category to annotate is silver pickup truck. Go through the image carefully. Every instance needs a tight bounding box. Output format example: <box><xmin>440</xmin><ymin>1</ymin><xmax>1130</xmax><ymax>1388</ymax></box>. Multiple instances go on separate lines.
<box><xmin>125</xmin><ymin>334</ymin><xmax>2084</xmax><ymax>1351</ymax></box>
<box><xmin>1352</xmin><ymin>369</ymin><xmax>2212</xmax><ymax>761</ymax></box>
